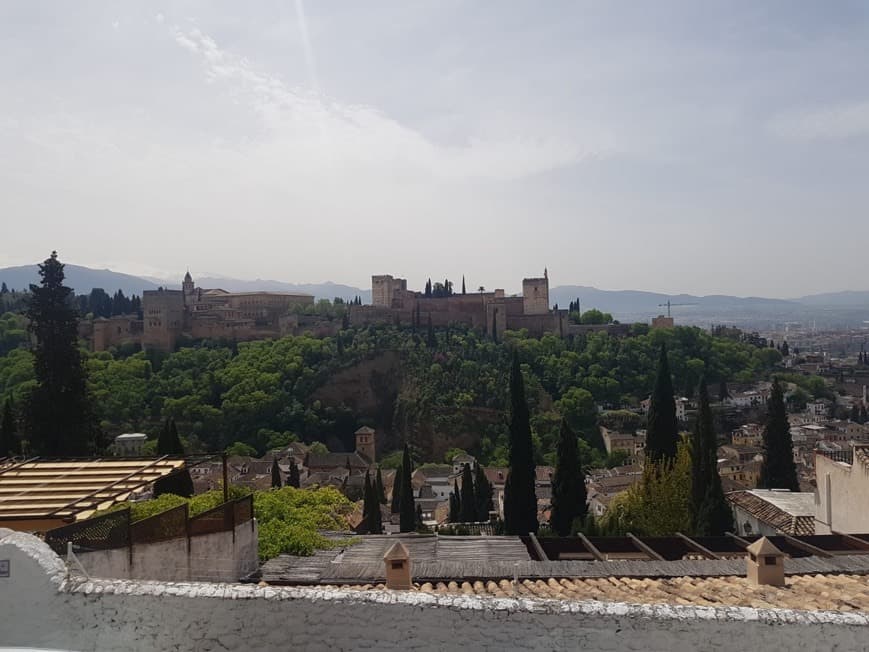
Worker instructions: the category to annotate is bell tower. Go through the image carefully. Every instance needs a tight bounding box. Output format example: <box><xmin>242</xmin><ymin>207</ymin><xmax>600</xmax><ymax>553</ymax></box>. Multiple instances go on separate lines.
<box><xmin>354</xmin><ymin>426</ymin><xmax>376</xmax><ymax>462</ymax></box>
<box><xmin>182</xmin><ymin>270</ymin><xmax>195</xmax><ymax>302</ymax></box>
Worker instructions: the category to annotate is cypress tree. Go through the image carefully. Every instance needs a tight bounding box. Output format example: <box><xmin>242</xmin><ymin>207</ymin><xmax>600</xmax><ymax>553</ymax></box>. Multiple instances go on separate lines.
<box><xmin>781</xmin><ymin>341</ymin><xmax>790</xmax><ymax>357</ymax></box>
<box><xmin>361</xmin><ymin>471</ymin><xmax>374</xmax><ymax>534</ymax></box>
<box><xmin>549</xmin><ymin>419</ymin><xmax>587</xmax><ymax>537</ymax></box>
<box><xmin>25</xmin><ymin>252</ymin><xmax>100</xmax><ymax>456</ymax></box>
<box><xmin>459</xmin><ymin>463</ymin><xmax>476</xmax><ymax>522</ymax></box>
<box><xmin>399</xmin><ymin>444</ymin><xmax>415</xmax><ymax>532</ymax></box>
<box><xmin>474</xmin><ymin>463</ymin><xmax>493</xmax><ymax>521</ymax></box>
<box><xmin>271</xmin><ymin>456</ymin><xmax>282</xmax><ymax>489</ymax></box>
<box><xmin>453</xmin><ymin>478</ymin><xmax>462</xmax><ymax>518</ymax></box>
<box><xmin>504</xmin><ymin>355</ymin><xmax>538</xmax><ymax>535</ymax></box>
<box><xmin>288</xmin><ymin>459</ymin><xmax>301</xmax><ymax>488</ymax></box>
<box><xmin>646</xmin><ymin>344</ymin><xmax>678</xmax><ymax>464</ymax></box>
<box><xmin>0</xmin><ymin>396</ymin><xmax>19</xmax><ymax>457</ymax></box>
<box><xmin>154</xmin><ymin>418</ymin><xmax>193</xmax><ymax>497</ymax></box>
<box><xmin>415</xmin><ymin>504</ymin><xmax>424</xmax><ymax>530</ymax></box>
<box><xmin>448</xmin><ymin>491</ymin><xmax>460</xmax><ymax>522</ymax></box>
<box><xmin>391</xmin><ymin>464</ymin><xmax>403</xmax><ymax>514</ymax></box>
<box><xmin>758</xmin><ymin>379</ymin><xmax>800</xmax><ymax>492</ymax></box>
<box><xmin>461</xmin><ymin>276</ymin><xmax>466</xmax><ymax>295</ymax></box>
<box><xmin>375</xmin><ymin>466</ymin><xmax>386</xmax><ymax>504</ymax></box>
<box><xmin>691</xmin><ymin>379</ymin><xmax>733</xmax><ymax>536</ymax></box>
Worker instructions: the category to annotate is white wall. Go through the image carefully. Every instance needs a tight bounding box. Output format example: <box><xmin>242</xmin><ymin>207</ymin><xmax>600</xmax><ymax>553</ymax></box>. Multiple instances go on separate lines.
<box><xmin>815</xmin><ymin>453</ymin><xmax>869</xmax><ymax>534</ymax></box>
<box><xmin>3</xmin><ymin>531</ymin><xmax>869</xmax><ymax>652</ymax></box>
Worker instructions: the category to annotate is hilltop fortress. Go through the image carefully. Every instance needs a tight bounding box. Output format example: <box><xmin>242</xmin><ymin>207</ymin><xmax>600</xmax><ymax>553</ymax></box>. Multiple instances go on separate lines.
<box><xmin>351</xmin><ymin>270</ymin><xmax>569</xmax><ymax>338</ymax></box>
<box><xmin>82</xmin><ymin>269</ymin><xmax>628</xmax><ymax>352</ymax></box>
<box><xmin>84</xmin><ymin>271</ymin><xmax>314</xmax><ymax>352</ymax></box>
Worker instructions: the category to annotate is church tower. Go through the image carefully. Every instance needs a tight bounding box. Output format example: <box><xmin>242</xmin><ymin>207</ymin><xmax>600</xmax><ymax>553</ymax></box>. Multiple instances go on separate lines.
<box><xmin>354</xmin><ymin>426</ymin><xmax>376</xmax><ymax>463</ymax></box>
<box><xmin>182</xmin><ymin>270</ymin><xmax>195</xmax><ymax>302</ymax></box>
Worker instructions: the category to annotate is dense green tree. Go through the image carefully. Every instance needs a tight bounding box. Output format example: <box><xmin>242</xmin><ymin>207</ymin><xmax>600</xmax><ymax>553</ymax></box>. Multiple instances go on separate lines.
<box><xmin>504</xmin><ymin>355</ymin><xmax>538</xmax><ymax>535</ymax></box>
<box><xmin>758</xmin><ymin>379</ymin><xmax>800</xmax><ymax>492</ymax></box>
<box><xmin>781</xmin><ymin>341</ymin><xmax>790</xmax><ymax>357</ymax></box>
<box><xmin>459</xmin><ymin>463</ymin><xmax>476</xmax><ymax>522</ymax></box>
<box><xmin>287</xmin><ymin>459</ymin><xmax>301</xmax><ymax>488</ymax></box>
<box><xmin>550</xmin><ymin>419</ymin><xmax>587</xmax><ymax>537</ymax></box>
<box><xmin>426</xmin><ymin>314</ymin><xmax>435</xmax><ymax>348</ymax></box>
<box><xmin>25</xmin><ymin>252</ymin><xmax>100</xmax><ymax>456</ymax></box>
<box><xmin>398</xmin><ymin>443</ymin><xmax>416</xmax><ymax>532</ymax></box>
<box><xmin>474</xmin><ymin>463</ymin><xmax>493</xmax><ymax>521</ymax></box>
<box><xmin>690</xmin><ymin>379</ymin><xmax>732</xmax><ymax>535</ymax></box>
<box><xmin>0</xmin><ymin>395</ymin><xmax>19</xmax><ymax>457</ymax></box>
<box><xmin>461</xmin><ymin>276</ymin><xmax>466</xmax><ymax>295</ymax></box>
<box><xmin>646</xmin><ymin>344</ymin><xmax>678</xmax><ymax>464</ymax></box>
<box><xmin>154</xmin><ymin>417</ymin><xmax>194</xmax><ymax>497</ymax></box>
<box><xmin>271</xmin><ymin>456</ymin><xmax>282</xmax><ymax>488</ymax></box>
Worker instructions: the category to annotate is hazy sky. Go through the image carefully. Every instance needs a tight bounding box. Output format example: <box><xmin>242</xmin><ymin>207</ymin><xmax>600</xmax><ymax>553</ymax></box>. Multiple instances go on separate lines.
<box><xmin>2</xmin><ymin>1</ymin><xmax>869</xmax><ymax>297</ymax></box>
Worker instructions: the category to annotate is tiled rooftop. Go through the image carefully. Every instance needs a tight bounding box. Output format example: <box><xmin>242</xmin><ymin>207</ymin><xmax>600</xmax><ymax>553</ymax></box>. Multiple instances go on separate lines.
<box><xmin>329</xmin><ymin>573</ymin><xmax>869</xmax><ymax>612</ymax></box>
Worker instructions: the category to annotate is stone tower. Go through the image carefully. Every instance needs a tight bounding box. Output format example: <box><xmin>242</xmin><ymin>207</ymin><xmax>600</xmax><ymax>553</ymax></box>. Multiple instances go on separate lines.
<box><xmin>355</xmin><ymin>426</ymin><xmax>376</xmax><ymax>462</ymax></box>
<box><xmin>182</xmin><ymin>270</ymin><xmax>195</xmax><ymax>302</ymax></box>
<box><xmin>522</xmin><ymin>269</ymin><xmax>550</xmax><ymax>315</ymax></box>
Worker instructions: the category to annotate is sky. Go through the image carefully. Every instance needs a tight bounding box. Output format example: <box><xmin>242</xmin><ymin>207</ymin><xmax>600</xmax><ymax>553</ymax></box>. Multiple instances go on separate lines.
<box><xmin>2</xmin><ymin>1</ymin><xmax>869</xmax><ymax>298</ymax></box>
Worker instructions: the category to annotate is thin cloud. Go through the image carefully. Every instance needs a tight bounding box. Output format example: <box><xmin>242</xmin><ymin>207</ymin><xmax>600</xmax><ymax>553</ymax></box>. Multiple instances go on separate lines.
<box><xmin>769</xmin><ymin>100</ymin><xmax>869</xmax><ymax>142</ymax></box>
<box><xmin>170</xmin><ymin>26</ymin><xmax>591</xmax><ymax>181</ymax></box>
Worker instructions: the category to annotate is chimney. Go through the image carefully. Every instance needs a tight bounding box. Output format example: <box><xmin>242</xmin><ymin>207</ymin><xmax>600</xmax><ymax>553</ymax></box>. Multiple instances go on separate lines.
<box><xmin>383</xmin><ymin>541</ymin><xmax>412</xmax><ymax>590</ymax></box>
<box><xmin>746</xmin><ymin>536</ymin><xmax>785</xmax><ymax>587</ymax></box>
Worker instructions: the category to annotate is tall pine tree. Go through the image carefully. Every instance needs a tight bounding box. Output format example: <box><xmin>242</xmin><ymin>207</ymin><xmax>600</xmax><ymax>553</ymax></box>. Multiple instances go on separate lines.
<box><xmin>459</xmin><ymin>463</ymin><xmax>477</xmax><ymax>522</ymax></box>
<box><xmin>691</xmin><ymin>378</ymin><xmax>733</xmax><ymax>535</ymax></box>
<box><xmin>474</xmin><ymin>464</ymin><xmax>493</xmax><ymax>522</ymax></box>
<box><xmin>154</xmin><ymin>418</ymin><xmax>194</xmax><ymax>497</ymax></box>
<box><xmin>391</xmin><ymin>464</ymin><xmax>403</xmax><ymax>513</ymax></box>
<box><xmin>361</xmin><ymin>471</ymin><xmax>381</xmax><ymax>534</ymax></box>
<box><xmin>504</xmin><ymin>355</ymin><xmax>538</xmax><ymax>535</ymax></box>
<box><xmin>0</xmin><ymin>395</ymin><xmax>19</xmax><ymax>457</ymax></box>
<box><xmin>550</xmin><ymin>419</ymin><xmax>587</xmax><ymax>537</ymax></box>
<box><xmin>398</xmin><ymin>444</ymin><xmax>416</xmax><ymax>532</ymax></box>
<box><xmin>758</xmin><ymin>379</ymin><xmax>800</xmax><ymax>492</ymax></box>
<box><xmin>287</xmin><ymin>459</ymin><xmax>301</xmax><ymax>488</ymax></box>
<box><xmin>26</xmin><ymin>252</ymin><xmax>100</xmax><ymax>456</ymax></box>
<box><xmin>448</xmin><ymin>490</ymin><xmax>460</xmax><ymax>522</ymax></box>
<box><xmin>271</xmin><ymin>456</ymin><xmax>282</xmax><ymax>488</ymax></box>
<box><xmin>375</xmin><ymin>466</ymin><xmax>387</xmax><ymax>504</ymax></box>
<box><xmin>646</xmin><ymin>344</ymin><xmax>678</xmax><ymax>463</ymax></box>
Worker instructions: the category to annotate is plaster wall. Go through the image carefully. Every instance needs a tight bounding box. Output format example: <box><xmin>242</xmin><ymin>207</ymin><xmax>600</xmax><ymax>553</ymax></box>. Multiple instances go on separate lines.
<box><xmin>73</xmin><ymin>520</ymin><xmax>257</xmax><ymax>582</ymax></box>
<box><xmin>815</xmin><ymin>453</ymin><xmax>869</xmax><ymax>534</ymax></box>
<box><xmin>3</xmin><ymin>531</ymin><xmax>869</xmax><ymax>652</ymax></box>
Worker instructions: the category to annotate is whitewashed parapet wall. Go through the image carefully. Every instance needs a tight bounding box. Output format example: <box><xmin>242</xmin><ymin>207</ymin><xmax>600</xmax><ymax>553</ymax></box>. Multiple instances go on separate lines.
<box><xmin>1</xmin><ymin>530</ymin><xmax>868</xmax><ymax>652</ymax></box>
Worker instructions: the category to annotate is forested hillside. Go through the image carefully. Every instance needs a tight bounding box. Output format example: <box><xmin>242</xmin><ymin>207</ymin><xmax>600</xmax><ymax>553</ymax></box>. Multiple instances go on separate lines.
<box><xmin>0</xmin><ymin>318</ymin><xmax>783</xmax><ymax>464</ymax></box>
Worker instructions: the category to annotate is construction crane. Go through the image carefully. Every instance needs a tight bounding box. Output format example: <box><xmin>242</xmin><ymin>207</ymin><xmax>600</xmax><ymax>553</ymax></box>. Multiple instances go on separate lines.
<box><xmin>657</xmin><ymin>300</ymin><xmax>696</xmax><ymax>318</ymax></box>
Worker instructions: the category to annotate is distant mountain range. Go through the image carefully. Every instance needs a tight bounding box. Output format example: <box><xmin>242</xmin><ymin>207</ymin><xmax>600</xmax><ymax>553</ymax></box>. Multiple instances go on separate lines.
<box><xmin>0</xmin><ymin>264</ymin><xmax>161</xmax><ymax>296</ymax></box>
<box><xmin>1</xmin><ymin>263</ymin><xmax>868</xmax><ymax>328</ymax></box>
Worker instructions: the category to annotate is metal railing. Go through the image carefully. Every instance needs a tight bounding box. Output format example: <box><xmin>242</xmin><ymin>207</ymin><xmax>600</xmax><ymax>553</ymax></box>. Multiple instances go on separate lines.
<box><xmin>130</xmin><ymin>503</ymin><xmax>189</xmax><ymax>545</ymax></box>
<box><xmin>816</xmin><ymin>449</ymin><xmax>854</xmax><ymax>465</ymax></box>
<box><xmin>44</xmin><ymin>494</ymin><xmax>254</xmax><ymax>553</ymax></box>
<box><xmin>44</xmin><ymin>508</ymin><xmax>131</xmax><ymax>555</ymax></box>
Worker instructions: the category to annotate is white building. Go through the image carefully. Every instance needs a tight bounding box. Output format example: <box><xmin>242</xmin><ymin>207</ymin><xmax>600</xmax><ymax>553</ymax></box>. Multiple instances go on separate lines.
<box><xmin>114</xmin><ymin>433</ymin><xmax>148</xmax><ymax>456</ymax></box>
